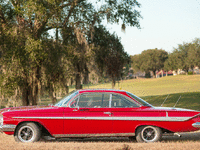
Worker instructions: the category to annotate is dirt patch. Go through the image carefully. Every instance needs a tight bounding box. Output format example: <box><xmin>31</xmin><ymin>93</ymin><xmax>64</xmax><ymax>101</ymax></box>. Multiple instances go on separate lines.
<box><xmin>0</xmin><ymin>132</ymin><xmax>200</xmax><ymax>150</ymax></box>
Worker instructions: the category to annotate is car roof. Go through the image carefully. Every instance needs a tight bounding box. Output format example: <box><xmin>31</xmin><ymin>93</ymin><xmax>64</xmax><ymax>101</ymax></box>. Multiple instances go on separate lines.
<box><xmin>77</xmin><ymin>89</ymin><xmax>126</xmax><ymax>94</ymax></box>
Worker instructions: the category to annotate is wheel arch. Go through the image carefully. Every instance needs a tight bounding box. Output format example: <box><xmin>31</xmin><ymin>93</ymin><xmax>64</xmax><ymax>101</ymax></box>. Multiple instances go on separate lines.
<box><xmin>135</xmin><ymin>124</ymin><xmax>174</xmax><ymax>135</ymax></box>
<box><xmin>14</xmin><ymin>121</ymin><xmax>52</xmax><ymax>137</ymax></box>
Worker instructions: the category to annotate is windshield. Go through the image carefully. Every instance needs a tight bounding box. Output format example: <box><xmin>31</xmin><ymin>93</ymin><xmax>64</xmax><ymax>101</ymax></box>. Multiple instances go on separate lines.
<box><xmin>127</xmin><ymin>92</ymin><xmax>152</xmax><ymax>107</ymax></box>
<box><xmin>55</xmin><ymin>90</ymin><xmax>78</xmax><ymax>107</ymax></box>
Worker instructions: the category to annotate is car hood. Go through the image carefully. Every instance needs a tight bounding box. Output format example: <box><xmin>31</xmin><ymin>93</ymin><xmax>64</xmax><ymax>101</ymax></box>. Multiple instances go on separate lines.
<box><xmin>0</xmin><ymin>105</ymin><xmax>51</xmax><ymax>114</ymax></box>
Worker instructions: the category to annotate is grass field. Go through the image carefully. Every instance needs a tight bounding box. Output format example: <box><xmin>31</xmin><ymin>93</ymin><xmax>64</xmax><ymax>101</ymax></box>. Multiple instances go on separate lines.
<box><xmin>85</xmin><ymin>75</ymin><xmax>200</xmax><ymax>97</ymax></box>
<box><xmin>84</xmin><ymin>75</ymin><xmax>200</xmax><ymax>110</ymax></box>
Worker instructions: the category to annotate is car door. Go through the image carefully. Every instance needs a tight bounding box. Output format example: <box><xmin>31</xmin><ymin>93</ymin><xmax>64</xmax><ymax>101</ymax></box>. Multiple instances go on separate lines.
<box><xmin>110</xmin><ymin>93</ymin><xmax>142</xmax><ymax>134</ymax></box>
<box><xmin>63</xmin><ymin>92</ymin><xmax>113</xmax><ymax>135</ymax></box>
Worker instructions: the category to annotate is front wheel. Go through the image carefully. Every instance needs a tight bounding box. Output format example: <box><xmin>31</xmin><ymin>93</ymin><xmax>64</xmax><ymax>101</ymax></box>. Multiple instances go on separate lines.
<box><xmin>14</xmin><ymin>122</ymin><xmax>41</xmax><ymax>143</ymax></box>
<box><xmin>136</xmin><ymin>126</ymin><xmax>162</xmax><ymax>143</ymax></box>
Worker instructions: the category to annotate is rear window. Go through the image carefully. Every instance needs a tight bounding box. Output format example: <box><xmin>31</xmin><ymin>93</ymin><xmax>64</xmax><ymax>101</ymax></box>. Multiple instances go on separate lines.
<box><xmin>127</xmin><ymin>92</ymin><xmax>152</xmax><ymax>107</ymax></box>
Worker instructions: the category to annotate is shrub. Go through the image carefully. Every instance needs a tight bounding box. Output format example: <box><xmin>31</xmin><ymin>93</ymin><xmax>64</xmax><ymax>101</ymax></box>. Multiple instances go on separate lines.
<box><xmin>188</xmin><ymin>71</ymin><xmax>193</xmax><ymax>75</ymax></box>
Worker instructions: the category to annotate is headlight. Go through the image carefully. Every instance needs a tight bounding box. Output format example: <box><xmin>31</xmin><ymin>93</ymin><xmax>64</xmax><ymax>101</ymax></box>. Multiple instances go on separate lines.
<box><xmin>0</xmin><ymin>114</ymin><xmax>3</xmax><ymax>126</ymax></box>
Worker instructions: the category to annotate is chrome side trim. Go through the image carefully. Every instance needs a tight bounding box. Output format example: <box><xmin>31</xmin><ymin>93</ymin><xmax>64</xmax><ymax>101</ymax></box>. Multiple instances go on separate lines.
<box><xmin>62</xmin><ymin>116</ymin><xmax>190</xmax><ymax>121</ymax></box>
<box><xmin>53</xmin><ymin>133</ymin><xmax>135</xmax><ymax>138</ymax></box>
<box><xmin>13</xmin><ymin>116</ymin><xmax>191</xmax><ymax>121</ymax></box>
<box><xmin>1</xmin><ymin>124</ymin><xmax>16</xmax><ymax>132</ymax></box>
<box><xmin>13</xmin><ymin>117</ymin><xmax>63</xmax><ymax>119</ymax></box>
<box><xmin>192</xmin><ymin>122</ymin><xmax>200</xmax><ymax>128</ymax></box>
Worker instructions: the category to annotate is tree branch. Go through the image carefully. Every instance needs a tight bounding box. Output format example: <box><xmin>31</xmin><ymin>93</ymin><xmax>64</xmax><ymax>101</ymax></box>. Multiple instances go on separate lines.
<box><xmin>0</xmin><ymin>9</ymin><xmax>6</xmax><ymax>23</ymax></box>
<box><xmin>62</xmin><ymin>1</ymin><xmax>78</xmax><ymax>27</ymax></box>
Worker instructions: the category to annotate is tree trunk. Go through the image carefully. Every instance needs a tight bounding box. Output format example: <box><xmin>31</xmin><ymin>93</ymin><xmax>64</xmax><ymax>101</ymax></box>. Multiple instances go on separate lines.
<box><xmin>31</xmin><ymin>67</ymin><xmax>40</xmax><ymax>105</ymax></box>
<box><xmin>48</xmin><ymin>82</ymin><xmax>57</xmax><ymax>104</ymax></box>
<box><xmin>112</xmin><ymin>78</ymin><xmax>116</xmax><ymax>89</ymax></box>
<box><xmin>83</xmin><ymin>64</ymin><xmax>89</xmax><ymax>85</ymax></box>
<box><xmin>65</xmin><ymin>85</ymin><xmax>69</xmax><ymax>94</ymax></box>
<box><xmin>75</xmin><ymin>73</ymin><xmax>82</xmax><ymax>89</ymax></box>
<box><xmin>75</xmin><ymin>62</ymin><xmax>82</xmax><ymax>89</ymax></box>
<box><xmin>32</xmin><ymin>83</ymin><xmax>38</xmax><ymax>105</ymax></box>
<box><xmin>153</xmin><ymin>70</ymin><xmax>156</xmax><ymax>78</ymax></box>
<box><xmin>21</xmin><ymin>85</ymin><xmax>29</xmax><ymax>106</ymax></box>
<box><xmin>71</xmin><ymin>78</ymin><xmax>74</xmax><ymax>86</ymax></box>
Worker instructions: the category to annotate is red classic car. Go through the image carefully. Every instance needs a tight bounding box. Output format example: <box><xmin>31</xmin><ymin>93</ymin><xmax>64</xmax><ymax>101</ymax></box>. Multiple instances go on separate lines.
<box><xmin>0</xmin><ymin>89</ymin><xmax>200</xmax><ymax>143</ymax></box>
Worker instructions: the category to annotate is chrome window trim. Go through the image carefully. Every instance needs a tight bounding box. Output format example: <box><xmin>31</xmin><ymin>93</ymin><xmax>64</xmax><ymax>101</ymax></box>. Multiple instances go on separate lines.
<box><xmin>109</xmin><ymin>94</ymin><xmax>112</xmax><ymax>108</ymax></box>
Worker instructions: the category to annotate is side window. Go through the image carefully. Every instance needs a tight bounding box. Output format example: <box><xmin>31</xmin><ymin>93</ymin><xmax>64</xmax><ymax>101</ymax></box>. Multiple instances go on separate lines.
<box><xmin>101</xmin><ymin>93</ymin><xmax>110</xmax><ymax>108</ymax></box>
<box><xmin>111</xmin><ymin>94</ymin><xmax>139</xmax><ymax>108</ymax></box>
<box><xmin>69</xmin><ymin>97</ymin><xmax>79</xmax><ymax>108</ymax></box>
<box><xmin>77</xmin><ymin>93</ymin><xmax>110</xmax><ymax>108</ymax></box>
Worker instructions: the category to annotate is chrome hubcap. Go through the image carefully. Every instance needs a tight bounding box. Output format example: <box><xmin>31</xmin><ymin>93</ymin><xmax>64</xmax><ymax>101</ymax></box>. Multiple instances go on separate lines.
<box><xmin>141</xmin><ymin>126</ymin><xmax>157</xmax><ymax>142</ymax></box>
<box><xmin>18</xmin><ymin>126</ymin><xmax>34</xmax><ymax>142</ymax></box>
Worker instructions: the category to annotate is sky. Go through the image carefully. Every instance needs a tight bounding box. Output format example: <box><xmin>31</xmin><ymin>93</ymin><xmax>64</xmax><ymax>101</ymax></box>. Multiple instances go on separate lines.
<box><xmin>104</xmin><ymin>0</ymin><xmax>200</xmax><ymax>56</ymax></box>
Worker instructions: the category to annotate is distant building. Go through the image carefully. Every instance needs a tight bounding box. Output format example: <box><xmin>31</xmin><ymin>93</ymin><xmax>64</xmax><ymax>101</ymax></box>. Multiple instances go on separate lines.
<box><xmin>156</xmin><ymin>70</ymin><xmax>174</xmax><ymax>78</ymax></box>
<box><xmin>132</xmin><ymin>71</ymin><xmax>146</xmax><ymax>78</ymax></box>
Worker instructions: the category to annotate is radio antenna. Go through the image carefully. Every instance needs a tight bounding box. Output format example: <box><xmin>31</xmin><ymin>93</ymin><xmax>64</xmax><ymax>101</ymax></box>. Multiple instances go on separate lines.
<box><xmin>161</xmin><ymin>94</ymin><xmax>169</xmax><ymax>107</ymax></box>
<box><xmin>173</xmin><ymin>96</ymin><xmax>181</xmax><ymax>108</ymax></box>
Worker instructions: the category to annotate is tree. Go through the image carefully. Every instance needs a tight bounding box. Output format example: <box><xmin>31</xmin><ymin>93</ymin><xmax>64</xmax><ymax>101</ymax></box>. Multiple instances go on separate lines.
<box><xmin>132</xmin><ymin>49</ymin><xmax>168</xmax><ymax>78</ymax></box>
<box><xmin>187</xmin><ymin>39</ymin><xmax>200</xmax><ymax>69</ymax></box>
<box><xmin>164</xmin><ymin>52</ymin><xmax>180</xmax><ymax>72</ymax></box>
<box><xmin>91</xmin><ymin>26</ymin><xmax>130</xmax><ymax>88</ymax></box>
<box><xmin>0</xmin><ymin>0</ymin><xmax>142</xmax><ymax>105</ymax></box>
<box><xmin>61</xmin><ymin>0</ymin><xmax>142</xmax><ymax>89</ymax></box>
<box><xmin>131</xmin><ymin>54</ymin><xmax>142</xmax><ymax>72</ymax></box>
<box><xmin>164</xmin><ymin>38</ymin><xmax>200</xmax><ymax>74</ymax></box>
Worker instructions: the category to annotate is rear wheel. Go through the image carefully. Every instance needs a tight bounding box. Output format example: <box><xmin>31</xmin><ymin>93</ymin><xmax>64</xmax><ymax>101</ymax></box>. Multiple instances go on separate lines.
<box><xmin>136</xmin><ymin>126</ymin><xmax>162</xmax><ymax>143</ymax></box>
<box><xmin>14</xmin><ymin>122</ymin><xmax>41</xmax><ymax>143</ymax></box>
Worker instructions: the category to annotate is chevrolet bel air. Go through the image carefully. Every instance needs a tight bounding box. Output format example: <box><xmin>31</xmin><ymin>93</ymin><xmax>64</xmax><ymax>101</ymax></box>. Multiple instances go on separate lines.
<box><xmin>0</xmin><ymin>89</ymin><xmax>200</xmax><ymax>143</ymax></box>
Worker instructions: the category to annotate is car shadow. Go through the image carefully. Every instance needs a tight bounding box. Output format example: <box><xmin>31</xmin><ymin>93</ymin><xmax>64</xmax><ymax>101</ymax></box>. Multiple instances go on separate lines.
<box><xmin>162</xmin><ymin>131</ymin><xmax>200</xmax><ymax>142</ymax></box>
<box><xmin>40</xmin><ymin>137</ymin><xmax>134</xmax><ymax>143</ymax></box>
<box><xmin>40</xmin><ymin>132</ymin><xmax>200</xmax><ymax>143</ymax></box>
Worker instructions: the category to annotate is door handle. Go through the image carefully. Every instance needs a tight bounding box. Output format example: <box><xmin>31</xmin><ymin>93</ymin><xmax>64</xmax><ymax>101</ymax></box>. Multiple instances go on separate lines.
<box><xmin>80</xmin><ymin>108</ymin><xmax>90</xmax><ymax>111</ymax></box>
<box><xmin>104</xmin><ymin>112</ymin><xmax>112</xmax><ymax>115</ymax></box>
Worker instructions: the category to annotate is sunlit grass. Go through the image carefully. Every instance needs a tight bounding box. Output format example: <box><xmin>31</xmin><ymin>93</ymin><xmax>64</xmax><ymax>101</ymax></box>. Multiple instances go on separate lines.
<box><xmin>85</xmin><ymin>75</ymin><xmax>200</xmax><ymax>97</ymax></box>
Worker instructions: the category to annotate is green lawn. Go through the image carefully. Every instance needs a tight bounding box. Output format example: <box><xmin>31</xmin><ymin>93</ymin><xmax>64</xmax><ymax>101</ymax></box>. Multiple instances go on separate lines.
<box><xmin>85</xmin><ymin>75</ymin><xmax>200</xmax><ymax>97</ymax></box>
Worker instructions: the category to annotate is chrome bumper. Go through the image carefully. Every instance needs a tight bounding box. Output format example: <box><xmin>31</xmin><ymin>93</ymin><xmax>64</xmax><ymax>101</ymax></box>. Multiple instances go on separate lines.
<box><xmin>0</xmin><ymin>124</ymin><xmax>16</xmax><ymax>132</ymax></box>
<box><xmin>192</xmin><ymin>122</ymin><xmax>200</xmax><ymax>128</ymax></box>
<box><xmin>0</xmin><ymin>125</ymin><xmax>2</xmax><ymax>133</ymax></box>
